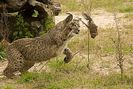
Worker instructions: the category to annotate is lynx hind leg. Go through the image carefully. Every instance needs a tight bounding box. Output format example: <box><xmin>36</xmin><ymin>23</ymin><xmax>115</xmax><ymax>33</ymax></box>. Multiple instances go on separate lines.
<box><xmin>63</xmin><ymin>48</ymin><xmax>73</xmax><ymax>63</ymax></box>
<box><xmin>3</xmin><ymin>66</ymin><xmax>17</xmax><ymax>79</ymax></box>
<box><xmin>20</xmin><ymin>61</ymin><xmax>35</xmax><ymax>74</ymax></box>
<box><xmin>3</xmin><ymin>46</ymin><xmax>25</xmax><ymax>79</ymax></box>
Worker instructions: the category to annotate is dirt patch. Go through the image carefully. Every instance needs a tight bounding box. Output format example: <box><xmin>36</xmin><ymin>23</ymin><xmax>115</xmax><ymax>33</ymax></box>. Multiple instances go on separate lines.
<box><xmin>55</xmin><ymin>10</ymin><xmax>128</xmax><ymax>29</ymax></box>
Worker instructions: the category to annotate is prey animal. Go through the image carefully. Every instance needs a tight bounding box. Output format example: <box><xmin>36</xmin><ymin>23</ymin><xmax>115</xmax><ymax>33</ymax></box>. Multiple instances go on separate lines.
<box><xmin>3</xmin><ymin>14</ymin><xmax>80</xmax><ymax>79</ymax></box>
<box><xmin>81</xmin><ymin>13</ymin><xmax>98</xmax><ymax>38</ymax></box>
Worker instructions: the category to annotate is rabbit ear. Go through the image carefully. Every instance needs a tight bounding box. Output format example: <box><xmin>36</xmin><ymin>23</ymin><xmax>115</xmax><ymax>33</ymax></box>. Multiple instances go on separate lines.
<box><xmin>65</xmin><ymin>13</ymin><xmax>73</xmax><ymax>23</ymax></box>
<box><xmin>82</xmin><ymin>13</ymin><xmax>92</xmax><ymax>22</ymax></box>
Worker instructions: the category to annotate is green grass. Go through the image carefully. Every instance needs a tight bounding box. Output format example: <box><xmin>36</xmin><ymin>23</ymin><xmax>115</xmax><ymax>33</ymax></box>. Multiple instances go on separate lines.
<box><xmin>118</xmin><ymin>5</ymin><xmax>133</xmax><ymax>13</ymax></box>
<box><xmin>59</xmin><ymin>0</ymin><xmax>82</xmax><ymax>12</ymax></box>
<box><xmin>15</xmin><ymin>56</ymin><xmax>133</xmax><ymax>89</ymax></box>
<box><xmin>17</xmin><ymin>69</ymin><xmax>133</xmax><ymax>89</ymax></box>
<box><xmin>17</xmin><ymin>72</ymin><xmax>77</xmax><ymax>89</ymax></box>
<box><xmin>68</xmin><ymin>27</ymin><xmax>132</xmax><ymax>55</ymax></box>
<box><xmin>68</xmin><ymin>37</ymin><xmax>96</xmax><ymax>54</ymax></box>
<box><xmin>124</xmin><ymin>13</ymin><xmax>133</xmax><ymax>19</ymax></box>
<box><xmin>17</xmin><ymin>72</ymin><xmax>40</xmax><ymax>83</ymax></box>
<box><xmin>0</xmin><ymin>85</ymin><xmax>16</xmax><ymax>89</ymax></box>
<box><xmin>48</xmin><ymin>57</ymin><xmax>88</xmax><ymax>72</ymax></box>
<box><xmin>92</xmin><ymin>0</ymin><xmax>133</xmax><ymax>12</ymax></box>
<box><xmin>2</xmin><ymin>51</ymin><xmax>132</xmax><ymax>89</ymax></box>
<box><xmin>101</xmin><ymin>43</ymin><xmax>132</xmax><ymax>54</ymax></box>
<box><xmin>17</xmin><ymin>58</ymin><xmax>88</xmax><ymax>89</ymax></box>
<box><xmin>90</xmin><ymin>74</ymin><xmax>133</xmax><ymax>89</ymax></box>
<box><xmin>59</xmin><ymin>0</ymin><xmax>133</xmax><ymax>13</ymax></box>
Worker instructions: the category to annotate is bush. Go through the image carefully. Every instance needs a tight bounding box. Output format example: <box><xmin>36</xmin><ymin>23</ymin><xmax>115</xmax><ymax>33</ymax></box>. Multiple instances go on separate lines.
<box><xmin>43</xmin><ymin>16</ymin><xmax>55</xmax><ymax>33</ymax></box>
<box><xmin>13</xmin><ymin>15</ymin><xmax>33</xmax><ymax>41</ymax></box>
<box><xmin>12</xmin><ymin>14</ymin><xmax>55</xmax><ymax>41</ymax></box>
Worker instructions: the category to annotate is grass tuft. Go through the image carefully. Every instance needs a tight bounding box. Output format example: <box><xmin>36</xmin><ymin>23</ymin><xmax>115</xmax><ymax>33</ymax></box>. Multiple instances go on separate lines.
<box><xmin>1</xmin><ymin>85</ymin><xmax>15</xmax><ymax>89</ymax></box>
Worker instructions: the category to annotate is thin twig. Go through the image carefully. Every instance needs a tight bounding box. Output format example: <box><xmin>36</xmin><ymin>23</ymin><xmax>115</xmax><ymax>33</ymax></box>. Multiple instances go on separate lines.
<box><xmin>113</xmin><ymin>12</ymin><xmax>124</xmax><ymax>79</ymax></box>
<box><xmin>82</xmin><ymin>0</ymin><xmax>93</xmax><ymax>70</ymax></box>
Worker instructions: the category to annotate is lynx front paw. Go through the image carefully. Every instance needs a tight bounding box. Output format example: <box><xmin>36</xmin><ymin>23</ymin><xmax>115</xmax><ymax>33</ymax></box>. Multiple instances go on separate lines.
<box><xmin>64</xmin><ymin>56</ymin><xmax>72</xmax><ymax>63</ymax></box>
<box><xmin>63</xmin><ymin>48</ymin><xmax>71</xmax><ymax>55</ymax></box>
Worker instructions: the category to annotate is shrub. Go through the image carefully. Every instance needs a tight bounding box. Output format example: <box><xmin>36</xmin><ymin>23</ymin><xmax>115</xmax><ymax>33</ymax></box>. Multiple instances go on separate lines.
<box><xmin>12</xmin><ymin>15</ymin><xmax>33</xmax><ymax>41</ymax></box>
<box><xmin>12</xmin><ymin>14</ymin><xmax>55</xmax><ymax>41</ymax></box>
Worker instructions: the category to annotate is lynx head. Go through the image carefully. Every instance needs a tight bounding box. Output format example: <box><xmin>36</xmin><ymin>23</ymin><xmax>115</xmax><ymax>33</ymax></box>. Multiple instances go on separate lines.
<box><xmin>68</xmin><ymin>18</ymin><xmax>80</xmax><ymax>37</ymax></box>
<box><xmin>55</xmin><ymin>13</ymin><xmax>80</xmax><ymax>41</ymax></box>
<box><xmin>62</xmin><ymin>13</ymin><xmax>80</xmax><ymax>40</ymax></box>
<box><xmin>55</xmin><ymin>13</ymin><xmax>73</xmax><ymax>31</ymax></box>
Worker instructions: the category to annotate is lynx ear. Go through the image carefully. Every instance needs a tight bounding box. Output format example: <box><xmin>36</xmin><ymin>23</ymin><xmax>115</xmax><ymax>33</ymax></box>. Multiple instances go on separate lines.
<box><xmin>65</xmin><ymin>13</ymin><xmax>73</xmax><ymax>23</ymax></box>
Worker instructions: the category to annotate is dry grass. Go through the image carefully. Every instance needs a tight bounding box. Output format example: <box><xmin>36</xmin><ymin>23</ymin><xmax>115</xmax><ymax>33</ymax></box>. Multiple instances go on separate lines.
<box><xmin>58</xmin><ymin>0</ymin><xmax>133</xmax><ymax>13</ymax></box>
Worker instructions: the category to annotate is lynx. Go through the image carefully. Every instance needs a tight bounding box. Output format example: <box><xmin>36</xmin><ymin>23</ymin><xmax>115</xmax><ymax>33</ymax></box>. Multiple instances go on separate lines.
<box><xmin>3</xmin><ymin>14</ymin><xmax>80</xmax><ymax>78</ymax></box>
